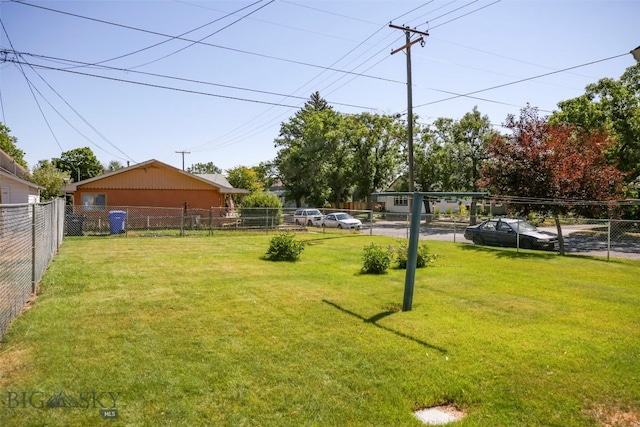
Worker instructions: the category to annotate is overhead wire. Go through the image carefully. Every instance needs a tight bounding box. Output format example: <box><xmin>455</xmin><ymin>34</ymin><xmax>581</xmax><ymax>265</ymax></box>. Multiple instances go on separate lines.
<box><xmin>0</xmin><ymin>19</ymin><xmax>64</xmax><ymax>152</ymax></box>
<box><xmin>5</xmin><ymin>0</ymin><xmax>597</xmax><ymax>166</ymax></box>
<box><xmin>190</xmin><ymin>0</ymin><xmax>508</xmax><ymax>153</ymax></box>
<box><xmin>127</xmin><ymin>0</ymin><xmax>275</xmax><ymax>70</ymax></box>
<box><xmin>8</xmin><ymin>0</ymin><xmax>405</xmax><ymax>80</ymax></box>
<box><xmin>429</xmin><ymin>0</ymin><xmax>501</xmax><ymax>30</ymax></box>
<box><xmin>191</xmin><ymin>0</ymin><xmax>505</xmax><ymax>153</ymax></box>
<box><xmin>184</xmin><ymin>14</ymin><xmax>403</xmax><ymax>153</ymax></box>
<box><xmin>413</xmin><ymin>52</ymin><xmax>629</xmax><ymax>109</ymax></box>
<box><xmin>62</xmin><ymin>0</ymin><xmax>267</xmax><ymax>70</ymax></box>
<box><xmin>13</xmin><ymin>65</ymin><xmax>129</xmax><ymax>160</ymax></box>
<box><xmin>5</xmin><ymin>50</ymin><xmax>382</xmax><ymax>110</ymax></box>
<box><xmin>19</xmin><ymin>54</ymin><xmax>136</xmax><ymax>162</ymax></box>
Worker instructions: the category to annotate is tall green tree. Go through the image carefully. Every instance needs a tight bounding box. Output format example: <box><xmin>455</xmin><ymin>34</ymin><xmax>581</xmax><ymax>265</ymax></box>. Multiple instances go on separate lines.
<box><xmin>31</xmin><ymin>160</ymin><xmax>71</xmax><ymax>201</ymax></box>
<box><xmin>53</xmin><ymin>147</ymin><xmax>104</xmax><ymax>182</ymax></box>
<box><xmin>274</xmin><ymin>92</ymin><xmax>337</xmax><ymax>207</ymax></box>
<box><xmin>346</xmin><ymin>113</ymin><xmax>403</xmax><ymax>209</ymax></box>
<box><xmin>450</xmin><ymin>107</ymin><xmax>494</xmax><ymax>222</ymax></box>
<box><xmin>0</xmin><ymin>122</ymin><xmax>27</xmax><ymax>169</ymax></box>
<box><xmin>480</xmin><ymin>106</ymin><xmax>626</xmax><ymax>254</ymax></box>
<box><xmin>226</xmin><ymin>166</ymin><xmax>263</xmax><ymax>193</ymax></box>
<box><xmin>251</xmin><ymin>161</ymin><xmax>277</xmax><ymax>190</ymax></box>
<box><xmin>187</xmin><ymin>162</ymin><xmax>222</xmax><ymax>174</ymax></box>
<box><xmin>415</xmin><ymin>118</ymin><xmax>457</xmax><ymax>193</ymax></box>
<box><xmin>316</xmin><ymin>110</ymin><xmax>351</xmax><ymax>208</ymax></box>
<box><xmin>551</xmin><ymin>63</ymin><xmax>640</xmax><ymax>181</ymax></box>
<box><xmin>414</xmin><ymin>108</ymin><xmax>494</xmax><ymax>220</ymax></box>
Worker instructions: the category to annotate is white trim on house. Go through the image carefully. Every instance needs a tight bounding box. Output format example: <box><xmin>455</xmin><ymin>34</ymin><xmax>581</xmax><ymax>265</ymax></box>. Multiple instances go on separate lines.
<box><xmin>0</xmin><ymin>168</ymin><xmax>41</xmax><ymax>204</ymax></box>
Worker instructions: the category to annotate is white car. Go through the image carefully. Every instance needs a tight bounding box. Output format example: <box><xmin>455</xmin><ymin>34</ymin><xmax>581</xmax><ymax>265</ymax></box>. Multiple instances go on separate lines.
<box><xmin>293</xmin><ymin>208</ymin><xmax>323</xmax><ymax>226</ymax></box>
<box><xmin>322</xmin><ymin>212</ymin><xmax>362</xmax><ymax>229</ymax></box>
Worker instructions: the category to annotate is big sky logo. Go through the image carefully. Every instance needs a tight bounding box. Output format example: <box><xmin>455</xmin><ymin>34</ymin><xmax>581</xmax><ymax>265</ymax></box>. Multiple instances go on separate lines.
<box><xmin>5</xmin><ymin>390</ymin><xmax>118</xmax><ymax>410</ymax></box>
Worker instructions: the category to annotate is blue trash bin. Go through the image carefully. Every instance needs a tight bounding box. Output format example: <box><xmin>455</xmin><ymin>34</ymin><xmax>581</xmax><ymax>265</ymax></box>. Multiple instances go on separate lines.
<box><xmin>109</xmin><ymin>210</ymin><xmax>126</xmax><ymax>234</ymax></box>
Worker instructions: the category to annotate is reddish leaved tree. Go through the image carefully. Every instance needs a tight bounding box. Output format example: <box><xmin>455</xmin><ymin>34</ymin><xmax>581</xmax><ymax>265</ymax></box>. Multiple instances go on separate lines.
<box><xmin>480</xmin><ymin>106</ymin><xmax>626</xmax><ymax>254</ymax></box>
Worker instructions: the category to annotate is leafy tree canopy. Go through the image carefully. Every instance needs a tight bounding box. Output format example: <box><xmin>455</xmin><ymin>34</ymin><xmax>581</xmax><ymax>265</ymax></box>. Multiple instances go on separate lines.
<box><xmin>226</xmin><ymin>165</ymin><xmax>263</xmax><ymax>193</ymax></box>
<box><xmin>0</xmin><ymin>122</ymin><xmax>27</xmax><ymax>169</ymax></box>
<box><xmin>187</xmin><ymin>161</ymin><xmax>222</xmax><ymax>174</ymax></box>
<box><xmin>274</xmin><ymin>92</ymin><xmax>339</xmax><ymax>207</ymax></box>
<box><xmin>31</xmin><ymin>160</ymin><xmax>71</xmax><ymax>201</ymax></box>
<box><xmin>251</xmin><ymin>161</ymin><xmax>277</xmax><ymax>190</ymax></box>
<box><xmin>480</xmin><ymin>106</ymin><xmax>626</xmax><ymax>253</ymax></box>
<box><xmin>53</xmin><ymin>147</ymin><xmax>104</xmax><ymax>182</ymax></box>
<box><xmin>346</xmin><ymin>112</ymin><xmax>403</xmax><ymax>208</ymax></box>
<box><xmin>551</xmin><ymin>63</ymin><xmax>640</xmax><ymax>180</ymax></box>
<box><xmin>106</xmin><ymin>160</ymin><xmax>124</xmax><ymax>171</ymax></box>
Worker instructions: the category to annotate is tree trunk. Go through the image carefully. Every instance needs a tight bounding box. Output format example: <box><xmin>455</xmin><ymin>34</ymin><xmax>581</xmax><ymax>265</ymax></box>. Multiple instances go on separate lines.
<box><xmin>470</xmin><ymin>200</ymin><xmax>478</xmax><ymax>225</ymax></box>
<box><xmin>422</xmin><ymin>198</ymin><xmax>431</xmax><ymax>215</ymax></box>
<box><xmin>553</xmin><ymin>213</ymin><xmax>565</xmax><ymax>256</ymax></box>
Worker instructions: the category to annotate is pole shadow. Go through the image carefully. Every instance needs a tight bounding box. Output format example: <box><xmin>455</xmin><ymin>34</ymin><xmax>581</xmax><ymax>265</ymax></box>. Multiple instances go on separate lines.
<box><xmin>321</xmin><ymin>299</ymin><xmax>447</xmax><ymax>354</ymax></box>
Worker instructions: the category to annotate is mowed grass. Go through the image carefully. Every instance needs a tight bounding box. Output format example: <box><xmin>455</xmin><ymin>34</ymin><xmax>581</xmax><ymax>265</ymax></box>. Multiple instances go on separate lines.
<box><xmin>0</xmin><ymin>232</ymin><xmax>639</xmax><ymax>426</ymax></box>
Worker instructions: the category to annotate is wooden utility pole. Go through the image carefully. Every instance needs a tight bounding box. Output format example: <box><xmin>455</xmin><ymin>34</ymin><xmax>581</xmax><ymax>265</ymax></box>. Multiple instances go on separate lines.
<box><xmin>389</xmin><ymin>24</ymin><xmax>429</xmax><ymax>193</ymax></box>
<box><xmin>390</xmin><ymin>24</ymin><xmax>429</xmax><ymax>312</ymax></box>
<box><xmin>175</xmin><ymin>150</ymin><xmax>191</xmax><ymax>171</ymax></box>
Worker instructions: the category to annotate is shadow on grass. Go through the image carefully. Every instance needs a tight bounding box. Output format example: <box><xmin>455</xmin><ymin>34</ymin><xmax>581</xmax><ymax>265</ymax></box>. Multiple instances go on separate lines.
<box><xmin>322</xmin><ymin>299</ymin><xmax>447</xmax><ymax>354</ymax></box>
<box><xmin>302</xmin><ymin>234</ymin><xmax>370</xmax><ymax>245</ymax></box>
<box><xmin>460</xmin><ymin>244</ymin><xmax>559</xmax><ymax>260</ymax></box>
<box><xmin>461</xmin><ymin>244</ymin><xmax>632</xmax><ymax>264</ymax></box>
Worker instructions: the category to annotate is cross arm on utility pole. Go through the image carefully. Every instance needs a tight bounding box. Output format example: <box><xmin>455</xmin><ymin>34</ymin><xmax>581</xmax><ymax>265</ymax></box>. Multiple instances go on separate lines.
<box><xmin>391</xmin><ymin>37</ymin><xmax>425</xmax><ymax>55</ymax></box>
<box><xmin>175</xmin><ymin>150</ymin><xmax>191</xmax><ymax>171</ymax></box>
<box><xmin>388</xmin><ymin>23</ymin><xmax>429</xmax><ymax>37</ymax></box>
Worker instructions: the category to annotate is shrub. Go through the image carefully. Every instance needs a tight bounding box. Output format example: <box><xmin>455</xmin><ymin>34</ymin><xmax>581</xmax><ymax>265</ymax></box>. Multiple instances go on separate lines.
<box><xmin>265</xmin><ymin>232</ymin><xmax>305</xmax><ymax>261</ymax></box>
<box><xmin>240</xmin><ymin>192</ymin><xmax>282</xmax><ymax>227</ymax></box>
<box><xmin>394</xmin><ymin>240</ymin><xmax>437</xmax><ymax>269</ymax></box>
<box><xmin>361</xmin><ymin>243</ymin><xmax>393</xmax><ymax>274</ymax></box>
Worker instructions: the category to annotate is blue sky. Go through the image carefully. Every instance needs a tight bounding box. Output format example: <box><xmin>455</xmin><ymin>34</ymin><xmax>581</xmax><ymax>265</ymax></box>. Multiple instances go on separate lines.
<box><xmin>1</xmin><ymin>0</ymin><xmax>638</xmax><ymax>173</ymax></box>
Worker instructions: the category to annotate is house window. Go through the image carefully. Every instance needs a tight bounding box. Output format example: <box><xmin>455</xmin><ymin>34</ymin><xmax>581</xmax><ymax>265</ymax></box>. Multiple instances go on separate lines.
<box><xmin>82</xmin><ymin>193</ymin><xmax>106</xmax><ymax>210</ymax></box>
<box><xmin>393</xmin><ymin>195</ymin><xmax>408</xmax><ymax>206</ymax></box>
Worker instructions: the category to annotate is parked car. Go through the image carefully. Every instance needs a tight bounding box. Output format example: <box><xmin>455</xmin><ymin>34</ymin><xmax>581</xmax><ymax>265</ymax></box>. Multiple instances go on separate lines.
<box><xmin>293</xmin><ymin>208</ymin><xmax>324</xmax><ymax>226</ymax></box>
<box><xmin>322</xmin><ymin>212</ymin><xmax>362</xmax><ymax>229</ymax></box>
<box><xmin>464</xmin><ymin>218</ymin><xmax>557</xmax><ymax>250</ymax></box>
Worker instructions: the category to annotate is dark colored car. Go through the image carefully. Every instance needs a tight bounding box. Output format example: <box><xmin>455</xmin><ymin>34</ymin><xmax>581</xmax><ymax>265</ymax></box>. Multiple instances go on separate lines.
<box><xmin>464</xmin><ymin>218</ymin><xmax>557</xmax><ymax>250</ymax></box>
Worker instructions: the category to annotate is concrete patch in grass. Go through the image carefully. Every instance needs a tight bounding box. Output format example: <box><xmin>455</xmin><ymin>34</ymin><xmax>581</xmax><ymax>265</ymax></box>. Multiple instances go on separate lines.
<box><xmin>414</xmin><ymin>405</ymin><xmax>464</xmax><ymax>425</ymax></box>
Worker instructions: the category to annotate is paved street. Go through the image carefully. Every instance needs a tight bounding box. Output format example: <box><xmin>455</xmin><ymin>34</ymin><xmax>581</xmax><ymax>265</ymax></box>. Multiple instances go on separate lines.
<box><xmin>367</xmin><ymin>220</ymin><xmax>639</xmax><ymax>260</ymax></box>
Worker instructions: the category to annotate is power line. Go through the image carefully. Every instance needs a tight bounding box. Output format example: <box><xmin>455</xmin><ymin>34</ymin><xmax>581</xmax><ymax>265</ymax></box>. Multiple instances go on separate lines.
<box><xmin>128</xmin><ymin>0</ymin><xmax>275</xmax><ymax>70</ymax></box>
<box><xmin>64</xmin><ymin>0</ymin><xmax>267</xmax><ymax>70</ymax></box>
<box><xmin>279</xmin><ymin>0</ymin><xmax>379</xmax><ymax>26</ymax></box>
<box><xmin>188</xmin><ymin>0</ymin><xmax>521</xmax><ymax>153</ymax></box>
<box><xmin>2</xmin><ymin>52</ymin><xmax>390</xmax><ymax>112</ymax></box>
<box><xmin>6</xmin><ymin>50</ymin><xmax>382</xmax><ymax>110</ymax></box>
<box><xmin>9</xmin><ymin>0</ymin><xmax>404</xmax><ymax>84</ymax></box>
<box><xmin>414</xmin><ymin>52</ymin><xmax>629</xmax><ymax>109</ymax></box>
<box><xmin>430</xmin><ymin>0</ymin><xmax>501</xmax><ymax>29</ymax></box>
<box><xmin>0</xmin><ymin>19</ymin><xmax>65</xmax><ymax>152</ymax></box>
<box><xmin>21</xmin><ymin>56</ymin><xmax>136</xmax><ymax>162</ymax></box>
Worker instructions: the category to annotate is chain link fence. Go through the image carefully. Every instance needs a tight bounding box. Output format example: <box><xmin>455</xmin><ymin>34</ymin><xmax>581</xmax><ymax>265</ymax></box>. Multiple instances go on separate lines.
<box><xmin>371</xmin><ymin>213</ymin><xmax>640</xmax><ymax>261</ymax></box>
<box><xmin>65</xmin><ymin>206</ymin><xmax>374</xmax><ymax>237</ymax></box>
<box><xmin>62</xmin><ymin>205</ymin><xmax>639</xmax><ymax>260</ymax></box>
<box><xmin>1</xmin><ymin>199</ymin><xmax>65</xmax><ymax>340</ymax></box>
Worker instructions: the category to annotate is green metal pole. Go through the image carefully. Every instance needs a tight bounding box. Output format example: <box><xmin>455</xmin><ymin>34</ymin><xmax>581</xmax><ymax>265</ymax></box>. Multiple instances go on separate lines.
<box><xmin>403</xmin><ymin>193</ymin><xmax>423</xmax><ymax>311</ymax></box>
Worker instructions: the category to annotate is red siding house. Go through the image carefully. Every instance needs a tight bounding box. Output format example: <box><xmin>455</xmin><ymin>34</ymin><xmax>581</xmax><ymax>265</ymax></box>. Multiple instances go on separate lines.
<box><xmin>62</xmin><ymin>159</ymin><xmax>248</xmax><ymax>210</ymax></box>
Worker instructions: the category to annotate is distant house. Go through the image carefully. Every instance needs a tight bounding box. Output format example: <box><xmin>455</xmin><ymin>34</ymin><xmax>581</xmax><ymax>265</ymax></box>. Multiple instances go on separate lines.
<box><xmin>377</xmin><ymin>186</ymin><xmax>501</xmax><ymax>216</ymax></box>
<box><xmin>0</xmin><ymin>149</ymin><xmax>41</xmax><ymax>204</ymax></box>
<box><xmin>62</xmin><ymin>159</ymin><xmax>249</xmax><ymax>211</ymax></box>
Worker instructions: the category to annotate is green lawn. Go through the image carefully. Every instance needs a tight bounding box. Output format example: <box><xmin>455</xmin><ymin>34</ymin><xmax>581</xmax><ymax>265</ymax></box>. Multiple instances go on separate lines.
<box><xmin>1</xmin><ymin>233</ymin><xmax>639</xmax><ymax>426</ymax></box>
